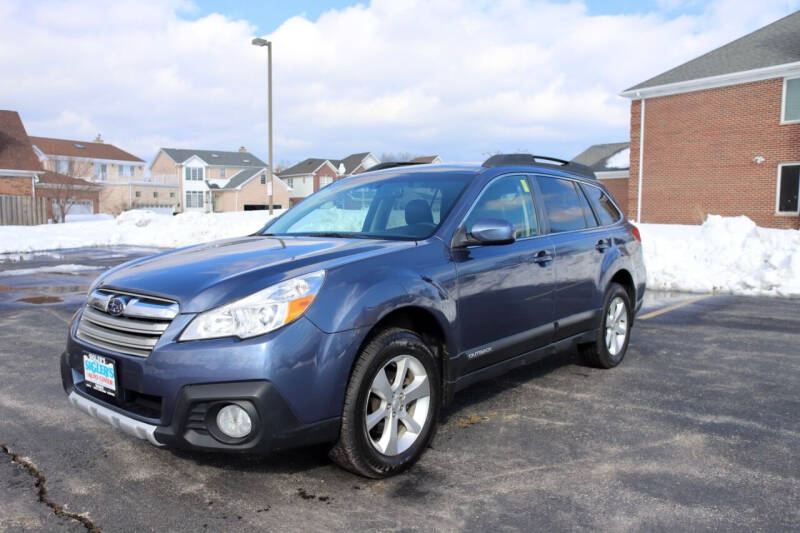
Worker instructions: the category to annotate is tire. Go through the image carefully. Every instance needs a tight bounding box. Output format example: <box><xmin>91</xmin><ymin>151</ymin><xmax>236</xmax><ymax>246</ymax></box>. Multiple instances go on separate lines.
<box><xmin>580</xmin><ymin>282</ymin><xmax>632</xmax><ymax>369</ymax></box>
<box><xmin>329</xmin><ymin>327</ymin><xmax>440</xmax><ymax>478</ymax></box>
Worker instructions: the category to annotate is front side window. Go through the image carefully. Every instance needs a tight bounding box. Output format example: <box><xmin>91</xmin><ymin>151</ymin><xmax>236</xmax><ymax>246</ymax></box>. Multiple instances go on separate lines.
<box><xmin>537</xmin><ymin>176</ymin><xmax>591</xmax><ymax>233</ymax></box>
<box><xmin>581</xmin><ymin>184</ymin><xmax>622</xmax><ymax>226</ymax></box>
<box><xmin>465</xmin><ymin>175</ymin><xmax>538</xmax><ymax>238</ymax></box>
<box><xmin>264</xmin><ymin>172</ymin><xmax>471</xmax><ymax>240</ymax></box>
<box><xmin>783</xmin><ymin>77</ymin><xmax>800</xmax><ymax>123</ymax></box>
<box><xmin>777</xmin><ymin>164</ymin><xmax>800</xmax><ymax>214</ymax></box>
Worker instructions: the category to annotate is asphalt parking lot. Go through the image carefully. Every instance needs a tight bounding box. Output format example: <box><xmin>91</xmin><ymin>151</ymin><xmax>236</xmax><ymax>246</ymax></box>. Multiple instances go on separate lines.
<box><xmin>1</xmin><ymin>249</ymin><xmax>799</xmax><ymax>532</ymax></box>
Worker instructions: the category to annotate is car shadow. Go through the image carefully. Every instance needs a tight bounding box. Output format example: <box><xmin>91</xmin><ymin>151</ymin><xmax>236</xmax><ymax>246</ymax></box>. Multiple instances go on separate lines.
<box><xmin>167</xmin><ymin>348</ymin><xmax>585</xmax><ymax>476</ymax></box>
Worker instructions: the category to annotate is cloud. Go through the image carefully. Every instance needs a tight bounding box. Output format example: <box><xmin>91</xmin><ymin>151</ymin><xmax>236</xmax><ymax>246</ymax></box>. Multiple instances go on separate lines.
<box><xmin>1</xmin><ymin>0</ymin><xmax>798</xmax><ymax>165</ymax></box>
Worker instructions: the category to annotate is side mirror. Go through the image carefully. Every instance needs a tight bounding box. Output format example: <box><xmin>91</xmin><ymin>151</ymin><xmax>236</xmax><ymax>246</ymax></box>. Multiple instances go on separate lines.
<box><xmin>454</xmin><ymin>218</ymin><xmax>516</xmax><ymax>247</ymax></box>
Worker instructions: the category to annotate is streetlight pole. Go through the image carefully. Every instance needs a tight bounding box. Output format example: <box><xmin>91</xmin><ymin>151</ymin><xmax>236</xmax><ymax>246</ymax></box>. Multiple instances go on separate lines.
<box><xmin>252</xmin><ymin>38</ymin><xmax>274</xmax><ymax>215</ymax></box>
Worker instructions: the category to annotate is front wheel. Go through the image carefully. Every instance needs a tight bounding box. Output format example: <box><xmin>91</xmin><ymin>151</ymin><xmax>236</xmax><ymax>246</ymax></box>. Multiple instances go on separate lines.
<box><xmin>580</xmin><ymin>282</ymin><xmax>632</xmax><ymax>368</ymax></box>
<box><xmin>329</xmin><ymin>327</ymin><xmax>440</xmax><ymax>478</ymax></box>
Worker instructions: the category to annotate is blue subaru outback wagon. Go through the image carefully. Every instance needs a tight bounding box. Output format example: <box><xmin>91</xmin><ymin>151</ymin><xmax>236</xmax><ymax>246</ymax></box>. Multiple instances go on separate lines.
<box><xmin>61</xmin><ymin>154</ymin><xmax>646</xmax><ymax>478</ymax></box>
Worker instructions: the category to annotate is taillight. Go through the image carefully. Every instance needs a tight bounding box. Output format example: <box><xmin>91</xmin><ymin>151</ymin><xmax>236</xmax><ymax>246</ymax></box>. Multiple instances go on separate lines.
<box><xmin>631</xmin><ymin>225</ymin><xmax>642</xmax><ymax>242</ymax></box>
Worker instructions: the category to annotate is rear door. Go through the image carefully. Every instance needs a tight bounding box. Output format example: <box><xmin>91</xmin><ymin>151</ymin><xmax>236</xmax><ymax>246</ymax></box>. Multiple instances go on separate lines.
<box><xmin>534</xmin><ymin>176</ymin><xmax>607</xmax><ymax>340</ymax></box>
<box><xmin>453</xmin><ymin>174</ymin><xmax>555</xmax><ymax>373</ymax></box>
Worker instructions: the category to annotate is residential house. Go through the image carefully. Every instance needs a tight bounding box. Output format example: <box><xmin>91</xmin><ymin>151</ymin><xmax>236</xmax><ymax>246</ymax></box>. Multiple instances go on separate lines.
<box><xmin>410</xmin><ymin>155</ymin><xmax>443</xmax><ymax>164</ymax></box>
<box><xmin>29</xmin><ymin>135</ymin><xmax>171</xmax><ymax>214</ymax></box>
<box><xmin>620</xmin><ymin>10</ymin><xmax>800</xmax><ymax>228</ymax></box>
<box><xmin>279</xmin><ymin>152</ymin><xmax>379</xmax><ymax>204</ymax></box>
<box><xmin>150</xmin><ymin>147</ymin><xmax>288</xmax><ymax>212</ymax></box>
<box><xmin>0</xmin><ymin>111</ymin><xmax>100</xmax><ymax>224</ymax></box>
<box><xmin>572</xmin><ymin>142</ymin><xmax>629</xmax><ymax>215</ymax></box>
<box><xmin>209</xmin><ymin>167</ymin><xmax>291</xmax><ymax>212</ymax></box>
<box><xmin>0</xmin><ymin>110</ymin><xmax>41</xmax><ymax>199</ymax></box>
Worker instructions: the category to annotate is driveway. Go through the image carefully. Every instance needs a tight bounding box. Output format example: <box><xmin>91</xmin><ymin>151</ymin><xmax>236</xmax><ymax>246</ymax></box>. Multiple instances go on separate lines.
<box><xmin>1</xmin><ymin>247</ymin><xmax>798</xmax><ymax>532</ymax></box>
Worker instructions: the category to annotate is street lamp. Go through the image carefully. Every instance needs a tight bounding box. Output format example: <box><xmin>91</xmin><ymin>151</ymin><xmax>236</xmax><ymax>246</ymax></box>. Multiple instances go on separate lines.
<box><xmin>252</xmin><ymin>37</ymin><xmax>274</xmax><ymax>215</ymax></box>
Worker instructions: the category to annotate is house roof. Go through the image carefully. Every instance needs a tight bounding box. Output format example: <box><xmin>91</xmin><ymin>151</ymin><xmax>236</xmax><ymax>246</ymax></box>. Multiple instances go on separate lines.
<box><xmin>626</xmin><ymin>11</ymin><xmax>800</xmax><ymax>92</ymax></box>
<box><xmin>36</xmin><ymin>170</ymin><xmax>100</xmax><ymax>189</ymax></box>
<box><xmin>279</xmin><ymin>153</ymin><xmax>374</xmax><ymax>177</ymax></box>
<box><xmin>278</xmin><ymin>158</ymin><xmax>331</xmax><ymax>177</ymax></box>
<box><xmin>572</xmin><ymin>142</ymin><xmax>630</xmax><ymax>171</ymax></box>
<box><xmin>0</xmin><ymin>110</ymin><xmax>44</xmax><ymax>172</ymax></box>
<box><xmin>29</xmin><ymin>136</ymin><xmax>144</xmax><ymax>162</ymax></box>
<box><xmin>331</xmin><ymin>152</ymin><xmax>372</xmax><ymax>174</ymax></box>
<box><xmin>410</xmin><ymin>155</ymin><xmax>440</xmax><ymax>164</ymax></box>
<box><xmin>210</xmin><ymin>167</ymin><xmax>290</xmax><ymax>191</ymax></box>
<box><xmin>160</xmin><ymin>148</ymin><xmax>266</xmax><ymax>167</ymax></box>
<box><xmin>221</xmin><ymin>167</ymin><xmax>264</xmax><ymax>189</ymax></box>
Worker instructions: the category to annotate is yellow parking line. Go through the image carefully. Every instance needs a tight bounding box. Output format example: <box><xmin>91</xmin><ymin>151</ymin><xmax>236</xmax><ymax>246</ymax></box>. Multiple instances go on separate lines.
<box><xmin>638</xmin><ymin>295</ymin><xmax>712</xmax><ymax>320</ymax></box>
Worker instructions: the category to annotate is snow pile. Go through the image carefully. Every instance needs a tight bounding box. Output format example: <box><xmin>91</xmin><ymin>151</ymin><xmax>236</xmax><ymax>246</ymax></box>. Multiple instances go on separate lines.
<box><xmin>638</xmin><ymin>215</ymin><xmax>800</xmax><ymax>298</ymax></box>
<box><xmin>605</xmin><ymin>147</ymin><xmax>630</xmax><ymax>169</ymax></box>
<box><xmin>1</xmin><ymin>264</ymin><xmax>104</xmax><ymax>276</ymax></box>
<box><xmin>1</xmin><ymin>209</ymin><xmax>799</xmax><ymax>298</ymax></box>
<box><xmin>0</xmin><ymin>210</ymin><xmax>283</xmax><ymax>254</ymax></box>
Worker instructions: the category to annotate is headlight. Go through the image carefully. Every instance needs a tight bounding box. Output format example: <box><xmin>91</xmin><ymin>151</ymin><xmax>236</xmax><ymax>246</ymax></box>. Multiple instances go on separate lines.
<box><xmin>179</xmin><ymin>271</ymin><xmax>325</xmax><ymax>341</ymax></box>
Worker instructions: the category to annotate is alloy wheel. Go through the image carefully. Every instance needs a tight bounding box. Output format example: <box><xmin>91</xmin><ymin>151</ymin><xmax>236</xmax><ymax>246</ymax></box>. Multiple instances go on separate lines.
<box><xmin>364</xmin><ymin>354</ymin><xmax>431</xmax><ymax>456</ymax></box>
<box><xmin>605</xmin><ymin>296</ymin><xmax>628</xmax><ymax>357</ymax></box>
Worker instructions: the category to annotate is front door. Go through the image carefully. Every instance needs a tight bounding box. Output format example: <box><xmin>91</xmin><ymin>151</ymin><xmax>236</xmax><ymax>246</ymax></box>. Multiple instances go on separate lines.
<box><xmin>453</xmin><ymin>174</ymin><xmax>555</xmax><ymax>374</ymax></box>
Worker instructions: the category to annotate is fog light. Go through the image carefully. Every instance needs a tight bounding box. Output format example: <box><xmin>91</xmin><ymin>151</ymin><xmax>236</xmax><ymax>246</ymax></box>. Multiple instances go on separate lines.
<box><xmin>216</xmin><ymin>404</ymin><xmax>252</xmax><ymax>439</ymax></box>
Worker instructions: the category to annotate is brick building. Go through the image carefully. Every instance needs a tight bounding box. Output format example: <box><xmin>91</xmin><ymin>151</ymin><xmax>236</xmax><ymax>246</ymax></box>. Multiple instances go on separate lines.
<box><xmin>572</xmin><ymin>142</ymin><xmax>630</xmax><ymax>216</ymax></box>
<box><xmin>621</xmin><ymin>11</ymin><xmax>800</xmax><ymax>229</ymax></box>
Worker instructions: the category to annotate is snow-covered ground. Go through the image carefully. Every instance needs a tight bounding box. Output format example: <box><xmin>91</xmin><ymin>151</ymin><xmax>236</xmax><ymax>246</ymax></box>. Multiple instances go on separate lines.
<box><xmin>0</xmin><ymin>210</ymin><xmax>798</xmax><ymax>298</ymax></box>
<box><xmin>638</xmin><ymin>215</ymin><xmax>800</xmax><ymax>298</ymax></box>
<box><xmin>0</xmin><ymin>210</ymin><xmax>283</xmax><ymax>253</ymax></box>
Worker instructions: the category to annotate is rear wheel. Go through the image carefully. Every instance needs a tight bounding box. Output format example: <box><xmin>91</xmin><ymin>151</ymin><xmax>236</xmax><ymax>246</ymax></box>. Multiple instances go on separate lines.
<box><xmin>329</xmin><ymin>327</ymin><xmax>440</xmax><ymax>478</ymax></box>
<box><xmin>581</xmin><ymin>282</ymin><xmax>632</xmax><ymax>368</ymax></box>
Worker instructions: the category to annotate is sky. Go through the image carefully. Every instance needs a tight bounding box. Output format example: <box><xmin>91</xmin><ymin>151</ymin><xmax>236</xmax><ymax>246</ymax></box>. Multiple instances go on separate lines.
<box><xmin>1</xmin><ymin>0</ymin><xmax>799</xmax><ymax>168</ymax></box>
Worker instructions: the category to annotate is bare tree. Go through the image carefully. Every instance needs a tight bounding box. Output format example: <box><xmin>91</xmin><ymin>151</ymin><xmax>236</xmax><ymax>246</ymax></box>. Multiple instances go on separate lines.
<box><xmin>41</xmin><ymin>160</ymin><xmax>98</xmax><ymax>223</ymax></box>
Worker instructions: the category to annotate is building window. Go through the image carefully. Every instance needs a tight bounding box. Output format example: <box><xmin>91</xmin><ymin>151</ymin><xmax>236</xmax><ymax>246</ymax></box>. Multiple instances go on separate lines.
<box><xmin>286</xmin><ymin>178</ymin><xmax>293</xmax><ymax>187</ymax></box>
<box><xmin>220</xmin><ymin>168</ymin><xmax>226</xmax><ymax>179</ymax></box>
<box><xmin>261</xmin><ymin>173</ymin><xmax>266</xmax><ymax>185</ymax></box>
<box><xmin>56</xmin><ymin>159</ymin><xmax>69</xmax><ymax>174</ymax></box>
<box><xmin>153</xmin><ymin>191</ymin><xmax>158</xmax><ymax>198</ymax></box>
<box><xmin>185</xmin><ymin>167</ymin><xmax>204</xmax><ymax>181</ymax></box>
<box><xmin>170</xmin><ymin>192</ymin><xmax>175</xmax><ymax>198</ymax></box>
<box><xmin>777</xmin><ymin>164</ymin><xmax>800</xmax><ymax>215</ymax></box>
<box><xmin>783</xmin><ymin>77</ymin><xmax>800</xmax><ymax>123</ymax></box>
<box><xmin>185</xmin><ymin>191</ymin><xmax>204</xmax><ymax>208</ymax></box>
<box><xmin>320</xmin><ymin>176</ymin><xmax>333</xmax><ymax>188</ymax></box>
<box><xmin>135</xmin><ymin>191</ymin><xmax>141</xmax><ymax>198</ymax></box>
<box><xmin>95</xmin><ymin>163</ymin><xmax>107</xmax><ymax>181</ymax></box>
<box><xmin>119</xmin><ymin>164</ymin><xmax>135</xmax><ymax>177</ymax></box>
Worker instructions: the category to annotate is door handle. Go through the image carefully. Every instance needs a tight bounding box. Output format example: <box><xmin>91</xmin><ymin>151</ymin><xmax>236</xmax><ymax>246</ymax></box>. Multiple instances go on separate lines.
<box><xmin>532</xmin><ymin>250</ymin><xmax>554</xmax><ymax>264</ymax></box>
<box><xmin>595</xmin><ymin>239</ymin><xmax>610</xmax><ymax>251</ymax></box>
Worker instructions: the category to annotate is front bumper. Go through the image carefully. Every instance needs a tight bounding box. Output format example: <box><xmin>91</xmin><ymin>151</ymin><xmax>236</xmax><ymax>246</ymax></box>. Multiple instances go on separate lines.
<box><xmin>61</xmin><ymin>311</ymin><xmax>366</xmax><ymax>453</ymax></box>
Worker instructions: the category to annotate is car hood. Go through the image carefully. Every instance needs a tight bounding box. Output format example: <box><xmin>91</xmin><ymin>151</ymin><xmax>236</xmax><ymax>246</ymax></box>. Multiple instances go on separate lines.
<box><xmin>96</xmin><ymin>235</ymin><xmax>413</xmax><ymax>313</ymax></box>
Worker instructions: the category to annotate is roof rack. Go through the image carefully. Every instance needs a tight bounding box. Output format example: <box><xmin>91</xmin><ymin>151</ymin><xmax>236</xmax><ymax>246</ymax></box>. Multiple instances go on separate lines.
<box><xmin>482</xmin><ymin>154</ymin><xmax>596</xmax><ymax>179</ymax></box>
<box><xmin>362</xmin><ymin>161</ymin><xmax>426</xmax><ymax>173</ymax></box>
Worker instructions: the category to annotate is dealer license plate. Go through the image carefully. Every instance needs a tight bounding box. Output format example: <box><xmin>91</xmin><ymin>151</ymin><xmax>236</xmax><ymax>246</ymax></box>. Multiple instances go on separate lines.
<box><xmin>83</xmin><ymin>353</ymin><xmax>117</xmax><ymax>397</ymax></box>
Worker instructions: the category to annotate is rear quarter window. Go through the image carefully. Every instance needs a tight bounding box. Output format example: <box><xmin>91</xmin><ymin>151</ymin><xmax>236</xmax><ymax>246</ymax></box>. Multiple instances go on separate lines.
<box><xmin>581</xmin><ymin>184</ymin><xmax>621</xmax><ymax>226</ymax></box>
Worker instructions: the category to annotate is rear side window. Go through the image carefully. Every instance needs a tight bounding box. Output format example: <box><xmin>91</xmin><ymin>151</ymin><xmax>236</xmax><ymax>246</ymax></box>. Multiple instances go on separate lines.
<box><xmin>537</xmin><ymin>176</ymin><xmax>590</xmax><ymax>233</ymax></box>
<box><xmin>466</xmin><ymin>175</ymin><xmax>538</xmax><ymax>238</ymax></box>
<box><xmin>581</xmin><ymin>184</ymin><xmax>622</xmax><ymax>226</ymax></box>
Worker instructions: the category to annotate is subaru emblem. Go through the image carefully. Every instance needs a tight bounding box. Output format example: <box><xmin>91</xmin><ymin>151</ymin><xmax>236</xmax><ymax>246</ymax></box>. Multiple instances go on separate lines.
<box><xmin>107</xmin><ymin>297</ymin><xmax>125</xmax><ymax>317</ymax></box>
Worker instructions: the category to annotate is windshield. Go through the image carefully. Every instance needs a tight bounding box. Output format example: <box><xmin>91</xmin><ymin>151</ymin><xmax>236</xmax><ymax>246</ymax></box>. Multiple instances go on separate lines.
<box><xmin>263</xmin><ymin>172</ymin><xmax>472</xmax><ymax>240</ymax></box>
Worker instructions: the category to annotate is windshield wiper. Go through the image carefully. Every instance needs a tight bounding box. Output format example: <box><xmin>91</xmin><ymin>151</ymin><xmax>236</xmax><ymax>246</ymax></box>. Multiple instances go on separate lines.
<box><xmin>293</xmin><ymin>232</ymin><xmax>376</xmax><ymax>239</ymax></box>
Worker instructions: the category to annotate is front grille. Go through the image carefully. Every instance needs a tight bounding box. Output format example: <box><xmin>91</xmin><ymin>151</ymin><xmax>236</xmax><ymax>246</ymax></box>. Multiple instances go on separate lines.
<box><xmin>76</xmin><ymin>289</ymin><xmax>179</xmax><ymax>357</ymax></box>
